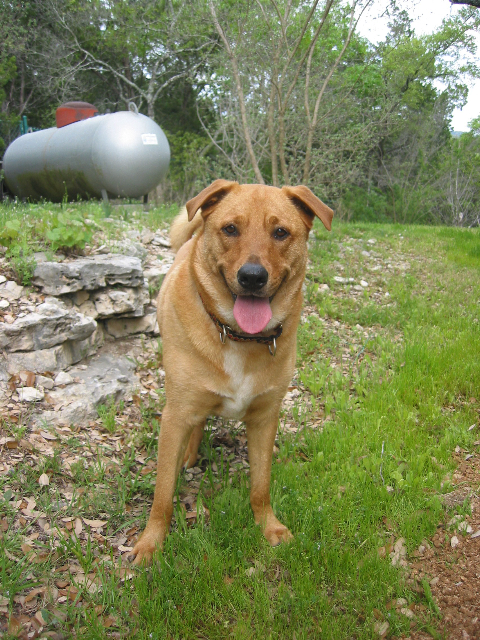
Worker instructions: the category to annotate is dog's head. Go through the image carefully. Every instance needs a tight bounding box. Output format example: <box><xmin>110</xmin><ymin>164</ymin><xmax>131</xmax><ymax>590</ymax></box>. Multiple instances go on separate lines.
<box><xmin>186</xmin><ymin>180</ymin><xmax>333</xmax><ymax>334</ymax></box>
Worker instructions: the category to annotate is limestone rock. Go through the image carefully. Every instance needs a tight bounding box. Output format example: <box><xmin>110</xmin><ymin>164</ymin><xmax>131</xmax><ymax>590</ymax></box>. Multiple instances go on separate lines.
<box><xmin>0</xmin><ymin>280</ymin><xmax>24</xmax><ymax>301</ymax></box>
<box><xmin>55</xmin><ymin>371</ymin><xmax>74</xmax><ymax>386</ymax></box>
<box><xmin>78</xmin><ymin>300</ymin><xmax>98</xmax><ymax>319</ymax></box>
<box><xmin>152</xmin><ymin>234</ymin><xmax>171</xmax><ymax>248</ymax></box>
<box><xmin>110</xmin><ymin>240</ymin><xmax>148</xmax><ymax>262</ymax></box>
<box><xmin>141</xmin><ymin>230</ymin><xmax>155</xmax><ymax>244</ymax></box>
<box><xmin>0</xmin><ymin>303</ymin><xmax>96</xmax><ymax>352</ymax></box>
<box><xmin>18</xmin><ymin>387</ymin><xmax>44</xmax><ymax>402</ymax></box>
<box><xmin>143</xmin><ymin>264</ymin><xmax>170</xmax><ymax>290</ymax></box>
<box><xmin>36</xmin><ymin>375</ymin><xmax>54</xmax><ymax>390</ymax></box>
<box><xmin>90</xmin><ymin>282</ymin><xmax>150</xmax><ymax>319</ymax></box>
<box><xmin>33</xmin><ymin>353</ymin><xmax>138</xmax><ymax>426</ymax></box>
<box><xmin>33</xmin><ymin>255</ymin><xmax>144</xmax><ymax>295</ymax></box>
<box><xmin>72</xmin><ymin>290</ymin><xmax>90</xmax><ymax>306</ymax></box>
<box><xmin>4</xmin><ymin>325</ymin><xmax>104</xmax><ymax>374</ymax></box>
<box><xmin>61</xmin><ymin>325</ymin><xmax>104</xmax><ymax>366</ymax></box>
<box><xmin>105</xmin><ymin>310</ymin><xmax>159</xmax><ymax>338</ymax></box>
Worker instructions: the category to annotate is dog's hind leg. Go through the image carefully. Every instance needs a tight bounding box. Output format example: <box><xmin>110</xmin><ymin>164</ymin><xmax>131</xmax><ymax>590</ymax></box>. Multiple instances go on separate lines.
<box><xmin>183</xmin><ymin>421</ymin><xmax>205</xmax><ymax>468</ymax></box>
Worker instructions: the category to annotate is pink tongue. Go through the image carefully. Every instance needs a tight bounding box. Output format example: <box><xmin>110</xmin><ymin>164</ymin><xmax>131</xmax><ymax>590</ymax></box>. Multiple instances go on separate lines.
<box><xmin>233</xmin><ymin>296</ymin><xmax>272</xmax><ymax>334</ymax></box>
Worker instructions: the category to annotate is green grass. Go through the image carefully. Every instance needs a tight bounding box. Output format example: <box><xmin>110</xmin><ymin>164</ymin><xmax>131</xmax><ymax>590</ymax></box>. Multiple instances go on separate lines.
<box><xmin>0</xmin><ymin>200</ymin><xmax>179</xmax><ymax>283</ymax></box>
<box><xmin>1</xmin><ymin>218</ymin><xmax>479</xmax><ymax>638</ymax></box>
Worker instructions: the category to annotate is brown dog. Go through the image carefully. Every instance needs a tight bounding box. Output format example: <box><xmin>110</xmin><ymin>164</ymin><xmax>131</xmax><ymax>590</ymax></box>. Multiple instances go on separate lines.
<box><xmin>131</xmin><ymin>180</ymin><xmax>333</xmax><ymax>565</ymax></box>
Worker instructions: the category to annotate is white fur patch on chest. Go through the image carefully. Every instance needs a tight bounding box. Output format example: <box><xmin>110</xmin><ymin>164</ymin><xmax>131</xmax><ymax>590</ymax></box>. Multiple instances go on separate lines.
<box><xmin>218</xmin><ymin>348</ymin><xmax>255</xmax><ymax>420</ymax></box>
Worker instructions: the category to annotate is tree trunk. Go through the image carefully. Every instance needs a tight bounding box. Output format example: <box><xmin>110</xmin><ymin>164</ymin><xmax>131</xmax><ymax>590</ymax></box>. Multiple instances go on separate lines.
<box><xmin>267</xmin><ymin>76</ymin><xmax>279</xmax><ymax>187</ymax></box>
<box><xmin>209</xmin><ymin>2</ymin><xmax>264</xmax><ymax>184</ymax></box>
<box><xmin>303</xmin><ymin>2</ymin><xmax>358</xmax><ymax>183</ymax></box>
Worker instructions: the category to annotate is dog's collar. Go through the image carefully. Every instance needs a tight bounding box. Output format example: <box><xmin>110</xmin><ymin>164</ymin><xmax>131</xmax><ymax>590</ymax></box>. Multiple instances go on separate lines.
<box><xmin>199</xmin><ymin>293</ymin><xmax>282</xmax><ymax>356</ymax></box>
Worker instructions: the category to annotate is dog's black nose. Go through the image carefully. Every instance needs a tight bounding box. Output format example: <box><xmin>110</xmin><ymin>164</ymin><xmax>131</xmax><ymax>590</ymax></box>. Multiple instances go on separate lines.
<box><xmin>237</xmin><ymin>263</ymin><xmax>269</xmax><ymax>291</ymax></box>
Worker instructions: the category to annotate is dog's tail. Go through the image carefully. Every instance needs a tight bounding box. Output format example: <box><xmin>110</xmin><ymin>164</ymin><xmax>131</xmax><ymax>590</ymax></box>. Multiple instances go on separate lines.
<box><xmin>169</xmin><ymin>207</ymin><xmax>204</xmax><ymax>253</ymax></box>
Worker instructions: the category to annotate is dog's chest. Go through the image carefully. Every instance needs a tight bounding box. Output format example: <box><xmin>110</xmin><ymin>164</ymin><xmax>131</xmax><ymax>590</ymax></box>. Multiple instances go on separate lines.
<box><xmin>218</xmin><ymin>349</ymin><xmax>256</xmax><ymax>420</ymax></box>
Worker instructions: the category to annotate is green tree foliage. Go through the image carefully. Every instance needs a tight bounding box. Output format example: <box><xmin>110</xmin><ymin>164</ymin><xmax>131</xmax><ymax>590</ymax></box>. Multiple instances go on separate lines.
<box><xmin>1</xmin><ymin>0</ymin><xmax>479</xmax><ymax>225</ymax></box>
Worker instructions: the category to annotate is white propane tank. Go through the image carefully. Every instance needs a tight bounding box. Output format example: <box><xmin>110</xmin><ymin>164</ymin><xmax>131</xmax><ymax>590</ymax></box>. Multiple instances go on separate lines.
<box><xmin>3</xmin><ymin>105</ymin><xmax>170</xmax><ymax>202</ymax></box>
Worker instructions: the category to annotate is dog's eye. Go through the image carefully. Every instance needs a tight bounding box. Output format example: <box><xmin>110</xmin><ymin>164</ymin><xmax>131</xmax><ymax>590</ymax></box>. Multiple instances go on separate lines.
<box><xmin>274</xmin><ymin>227</ymin><xmax>289</xmax><ymax>240</ymax></box>
<box><xmin>222</xmin><ymin>224</ymin><xmax>238</xmax><ymax>237</ymax></box>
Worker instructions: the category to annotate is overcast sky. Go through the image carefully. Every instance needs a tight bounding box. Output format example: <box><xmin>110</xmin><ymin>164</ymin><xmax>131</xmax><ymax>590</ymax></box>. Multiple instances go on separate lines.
<box><xmin>357</xmin><ymin>0</ymin><xmax>480</xmax><ymax>131</ymax></box>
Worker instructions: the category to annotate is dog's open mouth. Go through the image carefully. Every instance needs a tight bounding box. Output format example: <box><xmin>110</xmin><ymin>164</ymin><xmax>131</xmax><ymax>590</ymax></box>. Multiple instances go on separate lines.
<box><xmin>233</xmin><ymin>295</ymin><xmax>272</xmax><ymax>334</ymax></box>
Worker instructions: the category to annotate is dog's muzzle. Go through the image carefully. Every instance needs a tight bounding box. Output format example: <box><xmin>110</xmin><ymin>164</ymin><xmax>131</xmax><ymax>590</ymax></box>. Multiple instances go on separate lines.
<box><xmin>237</xmin><ymin>263</ymin><xmax>268</xmax><ymax>292</ymax></box>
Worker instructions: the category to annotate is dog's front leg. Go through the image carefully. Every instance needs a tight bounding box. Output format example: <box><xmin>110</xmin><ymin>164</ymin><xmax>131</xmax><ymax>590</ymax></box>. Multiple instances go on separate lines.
<box><xmin>245</xmin><ymin>402</ymin><xmax>294</xmax><ymax>546</ymax></box>
<box><xmin>131</xmin><ymin>403</ymin><xmax>204</xmax><ymax>566</ymax></box>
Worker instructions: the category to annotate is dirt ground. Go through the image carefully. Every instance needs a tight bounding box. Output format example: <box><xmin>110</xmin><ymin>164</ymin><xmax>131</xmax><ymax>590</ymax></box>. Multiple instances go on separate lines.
<box><xmin>405</xmin><ymin>448</ymin><xmax>480</xmax><ymax>640</ymax></box>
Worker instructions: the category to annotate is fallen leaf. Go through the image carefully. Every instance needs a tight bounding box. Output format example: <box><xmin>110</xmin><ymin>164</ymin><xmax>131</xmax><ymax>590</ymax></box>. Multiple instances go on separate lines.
<box><xmin>50</xmin><ymin>608</ymin><xmax>68</xmax><ymax>623</ymax></box>
<box><xmin>40</xmin><ymin>430</ymin><xmax>57</xmax><ymax>441</ymax></box>
<box><xmin>75</xmin><ymin>518</ymin><xmax>83</xmax><ymax>536</ymax></box>
<box><xmin>55</xmin><ymin>580</ymin><xmax>69</xmax><ymax>589</ymax></box>
<box><xmin>102</xmin><ymin>615</ymin><xmax>118</xmax><ymax>628</ymax></box>
<box><xmin>19</xmin><ymin>438</ymin><xmax>34</xmax><ymax>451</ymax></box>
<box><xmin>27</xmin><ymin>587</ymin><xmax>45</xmax><ymax>602</ymax></box>
<box><xmin>8</xmin><ymin>616</ymin><xmax>22</xmax><ymax>635</ymax></box>
<box><xmin>374</xmin><ymin>620</ymin><xmax>389</xmax><ymax>637</ymax></box>
<box><xmin>83</xmin><ymin>518</ymin><xmax>107</xmax><ymax>528</ymax></box>
<box><xmin>35</xmin><ymin>610</ymin><xmax>47</xmax><ymax>626</ymax></box>
<box><xmin>21</xmin><ymin>543</ymin><xmax>34</xmax><ymax>556</ymax></box>
<box><xmin>7</xmin><ymin>374</ymin><xmax>20</xmax><ymax>392</ymax></box>
<box><xmin>32</xmin><ymin>551</ymin><xmax>52</xmax><ymax>564</ymax></box>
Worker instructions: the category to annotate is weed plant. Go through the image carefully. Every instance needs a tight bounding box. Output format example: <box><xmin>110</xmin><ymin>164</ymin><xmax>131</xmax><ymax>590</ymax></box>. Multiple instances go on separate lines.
<box><xmin>0</xmin><ymin>200</ymin><xmax>179</xmax><ymax>285</ymax></box>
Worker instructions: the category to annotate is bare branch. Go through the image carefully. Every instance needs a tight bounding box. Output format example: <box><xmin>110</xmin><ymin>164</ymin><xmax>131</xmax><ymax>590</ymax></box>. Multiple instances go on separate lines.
<box><xmin>209</xmin><ymin>0</ymin><xmax>265</xmax><ymax>183</ymax></box>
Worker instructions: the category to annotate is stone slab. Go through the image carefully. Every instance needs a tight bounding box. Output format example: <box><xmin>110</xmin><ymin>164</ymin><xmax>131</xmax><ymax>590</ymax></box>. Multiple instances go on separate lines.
<box><xmin>3</xmin><ymin>326</ymin><xmax>104</xmax><ymax>374</ymax></box>
<box><xmin>0</xmin><ymin>280</ymin><xmax>24</xmax><ymax>300</ymax></box>
<box><xmin>105</xmin><ymin>311</ymin><xmax>159</xmax><ymax>338</ymax></box>
<box><xmin>32</xmin><ymin>352</ymin><xmax>139</xmax><ymax>426</ymax></box>
<box><xmin>33</xmin><ymin>255</ymin><xmax>144</xmax><ymax>295</ymax></box>
<box><xmin>90</xmin><ymin>282</ymin><xmax>150</xmax><ymax>319</ymax></box>
<box><xmin>0</xmin><ymin>302</ymin><xmax>97</xmax><ymax>352</ymax></box>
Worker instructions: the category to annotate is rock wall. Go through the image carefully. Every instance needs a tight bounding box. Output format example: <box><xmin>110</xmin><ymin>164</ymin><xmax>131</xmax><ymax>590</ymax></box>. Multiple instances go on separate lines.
<box><xmin>0</xmin><ymin>231</ymin><xmax>174</xmax><ymax>426</ymax></box>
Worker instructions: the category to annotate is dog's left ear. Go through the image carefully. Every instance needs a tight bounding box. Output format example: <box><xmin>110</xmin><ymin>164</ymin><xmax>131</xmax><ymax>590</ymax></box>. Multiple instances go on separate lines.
<box><xmin>282</xmin><ymin>185</ymin><xmax>334</xmax><ymax>231</ymax></box>
<box><xmin>186</xmin><ymin>179</ymin><xmax>238</xmax><ymax>221</ymax></box>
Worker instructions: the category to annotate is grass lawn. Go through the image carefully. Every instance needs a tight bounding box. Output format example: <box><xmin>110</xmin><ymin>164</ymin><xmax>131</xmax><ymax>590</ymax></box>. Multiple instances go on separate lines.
<box><xmin>0</xmin><ymin>205</ymin><xmax>479</xmax><ymax>639</ymax></box>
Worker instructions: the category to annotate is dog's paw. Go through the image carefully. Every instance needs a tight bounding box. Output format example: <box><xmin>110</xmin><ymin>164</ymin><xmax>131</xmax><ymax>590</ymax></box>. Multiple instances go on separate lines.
<box><xmin>263</xmin><ymin>523</ymin><xmax>294</xmax><ymax>547</ymax></box>
<box><xmin>182</xmin><ymin>449</ymin><xmax>199</xmax><ymax>469</ymax></box>
<box><xmin>129</xmin><ymin>531</ymin><xmax>164</xmax><ymax>567</ymax></box>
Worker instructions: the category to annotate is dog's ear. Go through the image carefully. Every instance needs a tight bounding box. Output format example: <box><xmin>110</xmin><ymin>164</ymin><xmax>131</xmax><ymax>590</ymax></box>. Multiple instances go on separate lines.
<box><xmin>282</xmin><ymin>185</ymin><xmax>334</xmax><ymax>231</ymax></box>
<box><xmin>186</xmin><ymin>179</ymin><xmax>238</xmax><ymax>221</ymax></box>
